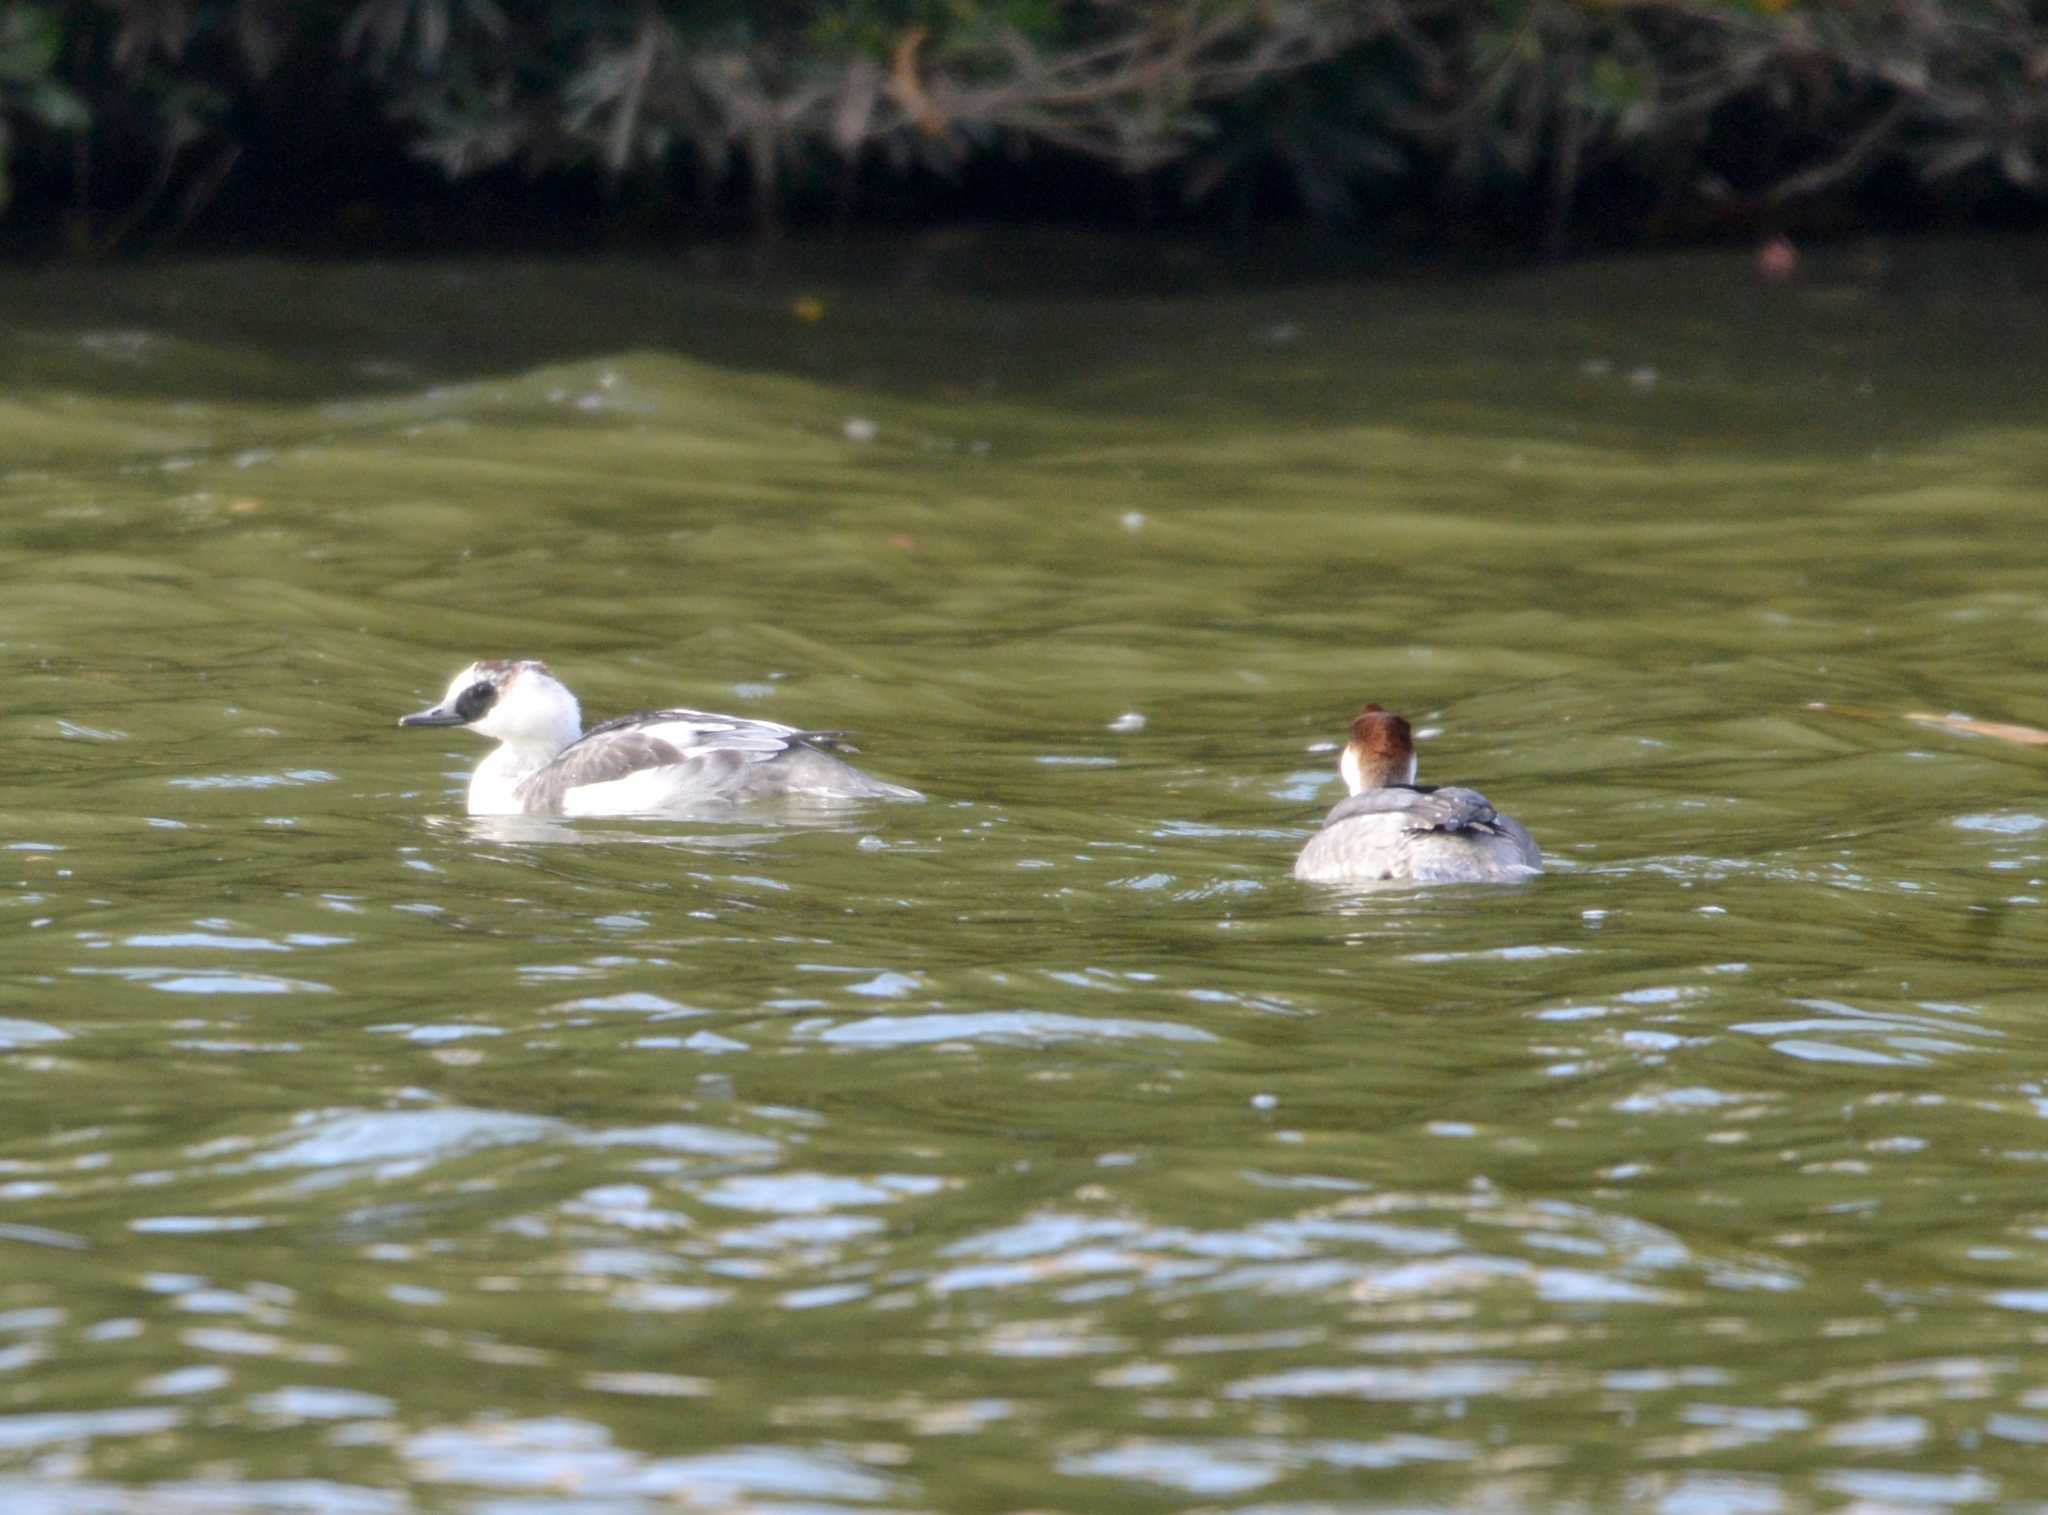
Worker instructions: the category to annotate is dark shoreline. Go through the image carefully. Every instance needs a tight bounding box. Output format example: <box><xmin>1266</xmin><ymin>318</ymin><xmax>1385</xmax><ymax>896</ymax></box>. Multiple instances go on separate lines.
<box><xmin>6</xmin><ymin>2</ymin><xmax>2048</xmax><ymax>267</ymax></box>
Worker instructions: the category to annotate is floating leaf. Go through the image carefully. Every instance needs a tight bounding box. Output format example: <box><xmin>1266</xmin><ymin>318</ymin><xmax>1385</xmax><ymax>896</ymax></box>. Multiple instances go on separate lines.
<box><xmin>1906</xmin><ymin>713</ymin><xmax>2048</xmax><ymax>747</ymax></box>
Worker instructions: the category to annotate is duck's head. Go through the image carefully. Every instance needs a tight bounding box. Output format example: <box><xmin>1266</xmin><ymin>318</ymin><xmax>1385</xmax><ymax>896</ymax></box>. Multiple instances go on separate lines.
<box><xmin>1338</xmin><ymin>704</ymin><xmax>1417</xmax><ymax>793</ymax></box>
<box><xmin>400</xmin><ymin>659</ymin><xmax>582</xmax><ymax>748</ymax></box>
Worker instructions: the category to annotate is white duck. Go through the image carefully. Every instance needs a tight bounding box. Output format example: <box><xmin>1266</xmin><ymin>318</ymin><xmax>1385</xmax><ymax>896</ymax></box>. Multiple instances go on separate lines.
<box><xmin>400</xmin><ymin>659</ymin><xmax>921</xmax><ymax>817</ymax></box>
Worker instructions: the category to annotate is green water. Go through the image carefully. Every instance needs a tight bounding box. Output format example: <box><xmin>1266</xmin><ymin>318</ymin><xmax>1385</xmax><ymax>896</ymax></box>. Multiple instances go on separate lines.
<box><xmin>3</xmin><ymin>236</ymin><xmax>2048</xmax><ymax>1512</ymax></box>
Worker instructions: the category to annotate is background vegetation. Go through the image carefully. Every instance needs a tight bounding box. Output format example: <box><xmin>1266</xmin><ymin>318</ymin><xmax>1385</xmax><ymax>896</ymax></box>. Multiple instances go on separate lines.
<box><xmin>6</xmin><ymin>0</ymin><xmax>2048</xmax><ymax>255</ymax></box>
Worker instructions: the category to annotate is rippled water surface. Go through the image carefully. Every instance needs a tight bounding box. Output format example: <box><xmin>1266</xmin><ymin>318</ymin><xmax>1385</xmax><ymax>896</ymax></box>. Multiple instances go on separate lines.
<box><xmin>4</xmin><ymin>238</ymin><xmax>2048</xmax><ymax>1512</ymax></box>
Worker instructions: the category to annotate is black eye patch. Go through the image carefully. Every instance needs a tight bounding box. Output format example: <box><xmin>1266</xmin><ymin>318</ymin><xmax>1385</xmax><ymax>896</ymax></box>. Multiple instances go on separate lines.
<box><xmin>453</xmin><ymin>681</ymin><xmax>499</xmax><ymax>722</ymax></box>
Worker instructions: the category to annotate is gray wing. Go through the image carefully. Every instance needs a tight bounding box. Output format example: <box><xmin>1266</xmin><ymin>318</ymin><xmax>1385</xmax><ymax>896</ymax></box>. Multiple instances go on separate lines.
<box><xmin>513</xmin><ymin>711</ymin><xmax>905</xmax><ymax>814</ymax></box>
<box><xmin>514</xmin><ymin>729</ymin><xmax>694</xmax><ymax>813</ymax></box>
<box><xmin>1322</xmin><ymin>784</ymin><xmax>1511</xmax><ymax>838</ymax></box>
<box><xmin>580</xmin><ymin>708</ymin><xmax>849</xmax><ymax>753</ymax></box>
<box><xmin>1300</xmin><ymin>783</ymin><xmax>1541</xmax><ymax>881</ymax></box>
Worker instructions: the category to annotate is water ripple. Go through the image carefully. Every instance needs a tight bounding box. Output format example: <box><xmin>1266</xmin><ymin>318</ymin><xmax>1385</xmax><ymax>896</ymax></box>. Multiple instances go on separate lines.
<box><xmin>799</xmin><ymin>1011</ymin><xmax>1220</xmax><ymax>1046</ymax></box>
<box><xmin>401</xmin><ymin>1420</ymin><xmax>897</xmax><ymax>1501</ymax></box>
<box><xmin>246</xmin><ymin>1109</ymin><xmax>563</xmax><ymax>1171</ymax></box>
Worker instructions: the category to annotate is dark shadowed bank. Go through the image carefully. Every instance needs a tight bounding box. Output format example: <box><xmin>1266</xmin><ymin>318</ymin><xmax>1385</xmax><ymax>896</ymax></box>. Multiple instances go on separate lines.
<box><xmin>3</xmin><ymin>0</ymin><xmax>2048</xmax><ymax>260</ymax></box>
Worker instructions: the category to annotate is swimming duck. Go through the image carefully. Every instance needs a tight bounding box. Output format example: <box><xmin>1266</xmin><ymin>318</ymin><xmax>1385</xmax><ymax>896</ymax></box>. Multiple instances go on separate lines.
<box><xmin>400</xmin><ymin>659</ymin><xmax>921</xmax><ymax>816</ymax></box>
<box><xmin>1294</xmin><ymin>705</ymin><xmax>1539</xmax><ymax>884</ymax></box>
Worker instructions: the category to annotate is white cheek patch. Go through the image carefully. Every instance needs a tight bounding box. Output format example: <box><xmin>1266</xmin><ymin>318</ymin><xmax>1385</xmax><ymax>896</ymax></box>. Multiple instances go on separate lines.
<box><xmin>1340</xmin><ymin>745</ymin><xmax>1364</xmax><ymax>795</ymax></box>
